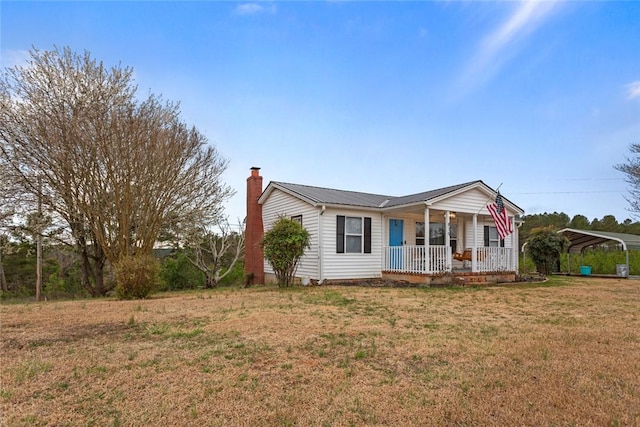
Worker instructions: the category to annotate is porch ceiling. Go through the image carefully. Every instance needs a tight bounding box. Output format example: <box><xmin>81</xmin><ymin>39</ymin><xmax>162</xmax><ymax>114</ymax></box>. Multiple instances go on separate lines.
<box><xmin>383</xmin><ymin>204</ymin><xmax>477</xmax><ymax>219</ymax></box>
<box><xmin>383</xmin><ymin>203</ymin><xmax>429</xmax><ymax>215</ymax></box>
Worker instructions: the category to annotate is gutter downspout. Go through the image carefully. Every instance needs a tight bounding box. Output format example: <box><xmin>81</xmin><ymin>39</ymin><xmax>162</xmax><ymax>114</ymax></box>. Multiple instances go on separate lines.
<box><xmin>318</xmin><ymin>205</ymin><xmax>326</xmax><ymax>284</ymax></box>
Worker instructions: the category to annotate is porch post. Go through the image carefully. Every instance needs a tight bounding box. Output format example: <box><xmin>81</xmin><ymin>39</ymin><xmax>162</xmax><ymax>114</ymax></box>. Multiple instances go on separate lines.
<box><xmin>424</xmin><ymin>207</ymin><xmax>430</xmax><ymax>273</ymax></box>
<box><xmin>511</xmin><ymin>216</ymin><xmax>517</xmax><ymax>272</ymax></box>
<box><xmin>472</xmin><ymin>213</ymin><xmax>478</xmax><ymax>272</ymax></box>
<box><xmin>445</xmin><ymin>211</ymin><xmax>451</xmax><ymax>271</ymax></box>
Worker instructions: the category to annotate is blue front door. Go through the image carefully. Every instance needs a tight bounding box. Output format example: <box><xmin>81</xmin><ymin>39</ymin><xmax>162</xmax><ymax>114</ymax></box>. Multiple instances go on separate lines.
<box><xmin>389</xmin><ymin>219</ymin><xmax>403</xmax><ymax>269</ymax></box>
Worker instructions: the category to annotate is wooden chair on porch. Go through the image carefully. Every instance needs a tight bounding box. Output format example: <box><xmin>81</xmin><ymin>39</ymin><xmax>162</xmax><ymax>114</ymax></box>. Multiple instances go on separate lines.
<box><xmin>453</xmin><ymin>249</ymin><xmax>485</xmax><ymax>262</ymax></box>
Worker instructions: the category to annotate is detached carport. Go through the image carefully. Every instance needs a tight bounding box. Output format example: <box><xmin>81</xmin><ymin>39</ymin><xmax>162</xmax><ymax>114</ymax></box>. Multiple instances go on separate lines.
<box><xmin>557</xmin><ymin>228</ymin><xmax>640</xmax><ymax>278</ymax></box>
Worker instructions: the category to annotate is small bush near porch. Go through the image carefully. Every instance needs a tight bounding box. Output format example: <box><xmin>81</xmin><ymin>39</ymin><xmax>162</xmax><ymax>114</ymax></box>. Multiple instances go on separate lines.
<box><xmin>1</xmin><ymin>277</ymin><xmax>639</xmax><ymax>426</ymax></box>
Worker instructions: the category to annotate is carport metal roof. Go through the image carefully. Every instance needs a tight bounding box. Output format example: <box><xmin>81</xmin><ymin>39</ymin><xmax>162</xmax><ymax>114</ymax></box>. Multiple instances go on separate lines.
<box><xmin>557</xmin><ymin>228</ymin><xmax>640</xmax><ymax>254</ymax></box>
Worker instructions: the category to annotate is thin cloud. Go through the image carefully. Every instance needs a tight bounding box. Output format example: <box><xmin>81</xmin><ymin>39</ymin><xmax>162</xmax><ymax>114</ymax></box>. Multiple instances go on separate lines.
<box><xmin>457</xmin><ymin>0</ymin><xmax>560</xmax><ymax>95</ymax></box>
<box><xmin>0</xmin><ymin>49</ymin><xmax>31</xmax><ymax>69</ymax></box>
<box><xmin>234</xmin><ymin>3</ymin><xmax>276</xmax><ymax>16</ymax></box>
<box><xmin>626</xmin><ymin>81</ymin><xmax>640</xmax><ymax>100</ymax></box>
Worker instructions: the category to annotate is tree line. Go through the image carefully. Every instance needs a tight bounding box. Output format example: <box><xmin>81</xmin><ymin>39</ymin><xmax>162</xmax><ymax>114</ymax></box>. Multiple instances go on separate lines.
<box><xmin>518</xmin><ymin>212</ymin><xmax>640</xmax><ymax>248</ymax></box>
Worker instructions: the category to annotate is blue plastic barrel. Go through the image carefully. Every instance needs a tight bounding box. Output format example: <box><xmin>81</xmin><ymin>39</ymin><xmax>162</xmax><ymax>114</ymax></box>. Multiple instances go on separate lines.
<box><xmin>579</xmin><ymin>266</ymin><xmax>592</xmax><ymax>276</ymax></box>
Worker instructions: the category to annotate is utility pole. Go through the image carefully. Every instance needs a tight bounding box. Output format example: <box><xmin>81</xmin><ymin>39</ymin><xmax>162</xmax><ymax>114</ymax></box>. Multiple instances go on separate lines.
<box><xmin>35</xmin><ymin>176</ymin><xmax>42</xmax><ymax>302</ymax></box>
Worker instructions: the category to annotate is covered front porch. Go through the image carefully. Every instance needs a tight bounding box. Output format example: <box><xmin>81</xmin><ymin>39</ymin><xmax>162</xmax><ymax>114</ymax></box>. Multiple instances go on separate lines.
<box><xmin>383</xmin><ymin>245</ymin><xmax>516</xmax><ymax>274</ymax></box>
<box><xmin>380</xmin><ymin>202</ymin><xmax>520</xmax><ymax>279</ymax></box>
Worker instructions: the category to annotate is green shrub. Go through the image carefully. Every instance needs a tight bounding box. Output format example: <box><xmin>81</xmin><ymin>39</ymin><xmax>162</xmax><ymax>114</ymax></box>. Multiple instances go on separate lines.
<box><xmin>218</xmin><ymin>260</ymin><xmax>244</xmax><ymax>287</ymax></box>
<box><xmin>526</xmin><ymin>227</ymin><xmax>569</xmax><ymax>275</ymax></box>
<box><xmin>114</xmin><ymin>255</ymin><xmax>160</xmax><ymax>300</ymax></box>
<box><xmin>159</xmin><ymin>252</ymin><xmax>204</xmax><ymax>291</ymax></box>
<box><xmin>44</xmin><ymin>262</ymin><xmax>86</xmax><ymax>299</ymax></box>
<box><xmin>3</xmin><ymin>244</ymin><xmax>37</xmax><ymax>293</ymax></box>
<box><xmin>519</xmin><ymin>253</ymin><xmax>537</xmax><ymax>275</ymax></box>
<box><xmin>262</xmin><ymin>217</ymin><xmax>310</xmax><ymax>287</ymax></box>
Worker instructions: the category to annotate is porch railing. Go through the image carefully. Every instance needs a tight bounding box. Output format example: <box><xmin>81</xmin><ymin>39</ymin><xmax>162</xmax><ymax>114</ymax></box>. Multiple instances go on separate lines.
<box><xmin>474</xmin><ymin>247</ymin><xmax>515</xmax><ymax>273</ymax></box>
<box><xmin>384</xmin><ymin>245</ymin><xmax>515</xmax><ymax>274</ymax></box>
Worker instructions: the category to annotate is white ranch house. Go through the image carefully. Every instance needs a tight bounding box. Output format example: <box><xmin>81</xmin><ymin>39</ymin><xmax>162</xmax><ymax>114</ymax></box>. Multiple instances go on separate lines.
<box><xmin>245</xmin><ymin>168</ymin><xmax>524</xmax><ymax>286</ymax></box>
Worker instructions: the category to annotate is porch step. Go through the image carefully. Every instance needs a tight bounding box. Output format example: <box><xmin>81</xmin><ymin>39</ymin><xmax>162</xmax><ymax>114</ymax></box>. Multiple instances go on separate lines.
<box><xmin>457</xmin><ymin>276</ymin><xmax>486</xmax><ymax>284</ymax></box>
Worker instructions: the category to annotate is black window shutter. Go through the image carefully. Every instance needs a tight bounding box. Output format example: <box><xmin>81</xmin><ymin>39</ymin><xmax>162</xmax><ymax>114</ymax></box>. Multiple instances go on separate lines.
<box><xmin>364</xmin><ymin>217</ymin><xmax>372</xmax><ymax>254</ymax></box>
<box><xmin>500</xmin><ymin>238</ymin><xmax>505</xmax><ymax>248</ymax></box>
<box><xmin>484</xmin><ymin>226</ymin><xmax>489</xmax><ymax>247</ymax></box>
<box><xmin>337</xmin><ymin>216</ymin><xmax>345</xmax><ymax>253</ymax></box>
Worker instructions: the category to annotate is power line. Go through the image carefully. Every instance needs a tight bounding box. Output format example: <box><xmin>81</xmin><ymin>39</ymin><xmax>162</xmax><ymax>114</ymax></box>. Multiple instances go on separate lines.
<box><xmin>511</xmin><ymin>191</ymin><xmax>622</xmax><ymax>195</ymax></box>
<box><xmin>552</xmin><ymin>178</ymin><xmax>623</xmax><ymax>182</ymax></box>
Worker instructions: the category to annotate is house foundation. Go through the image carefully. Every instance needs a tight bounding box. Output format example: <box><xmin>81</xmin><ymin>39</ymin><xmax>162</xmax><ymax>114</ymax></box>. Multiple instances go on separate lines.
<box><xmin>381</xmin><ymin>271</ymin><xmax>517</xmax><ymax>286</ymax></box>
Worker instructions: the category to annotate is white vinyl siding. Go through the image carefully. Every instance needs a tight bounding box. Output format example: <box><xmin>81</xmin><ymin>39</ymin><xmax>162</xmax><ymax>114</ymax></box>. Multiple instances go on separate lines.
<box><xmin>463</xmin><ymin>218</ymin><xmax>514</xmax><ymax>249</ymax></box>
<box><xmin>430</xmin><ymin>187</ymin><xmax>497</xmax><ymax>213</ymax></box>
<box><xmin>321</xmin><ymin>208</ymin><xmax>383</xmax><ymax>280</ymax></box>
<box><xmin>261</xmin><ymin>189</ymin><xmax>319</xmax><ymax>280</ymax></box>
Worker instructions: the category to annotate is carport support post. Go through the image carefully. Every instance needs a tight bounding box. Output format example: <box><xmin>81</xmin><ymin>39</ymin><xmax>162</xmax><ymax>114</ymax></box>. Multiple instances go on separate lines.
<box><xmin>626</xmin><ymin>250</ymin><xmax>630</xmax><ymax>278</ymax></box>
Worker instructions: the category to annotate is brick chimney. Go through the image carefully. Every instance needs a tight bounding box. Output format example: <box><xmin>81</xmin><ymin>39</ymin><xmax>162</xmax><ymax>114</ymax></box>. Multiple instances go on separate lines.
<box><xmin>245</xmin><ymin>167</ymin><xmax>264</xmax><ymax>285</ymax></box>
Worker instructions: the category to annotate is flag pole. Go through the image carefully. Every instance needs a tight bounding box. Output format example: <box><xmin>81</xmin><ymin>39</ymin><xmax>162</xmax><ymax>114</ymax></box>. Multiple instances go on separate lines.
<box><xmin>477</xmin><ymin>182</ymin><xmax>503</xmax><ymax>215</ymax></box>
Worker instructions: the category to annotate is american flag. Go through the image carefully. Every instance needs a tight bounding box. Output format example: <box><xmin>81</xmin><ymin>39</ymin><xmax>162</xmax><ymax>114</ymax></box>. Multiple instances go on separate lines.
<box><xmin>487</xmin><ymin>192</ymin><xmax>513</xmax><ymax>240</ymax></box>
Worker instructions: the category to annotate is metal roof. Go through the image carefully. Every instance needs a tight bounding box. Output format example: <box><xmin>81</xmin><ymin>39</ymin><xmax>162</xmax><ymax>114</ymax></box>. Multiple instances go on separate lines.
<box><xmin>384</xmin><ymin>180</ymin><xmax>482</xmax><ymax>207</ymax></box>
<box><xmin>261</xmin><ymin>180</ymin><xmax>523</xmax><ymax>213</ymax></box>
<box><xmin>264</xmin><ymin>182</ymin><xmax>391</xmax><ymax>208</ymax></box>
<box><xmin>557</xmin><ymin>228</ymin><xmax>640</xmax><ymax>253</ymax></box>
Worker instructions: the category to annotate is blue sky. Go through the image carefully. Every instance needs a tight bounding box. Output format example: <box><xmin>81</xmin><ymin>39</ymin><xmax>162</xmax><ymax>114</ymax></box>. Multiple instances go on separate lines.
<box><xmin>2</xmin><ymin>1</ymin><xmax>639</xmax><ymax>225</ymax></box>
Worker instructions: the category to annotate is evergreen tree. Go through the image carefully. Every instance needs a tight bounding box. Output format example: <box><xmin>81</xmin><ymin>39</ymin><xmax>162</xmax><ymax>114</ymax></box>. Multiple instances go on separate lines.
<box><xmin>569</xmin><ymin>214</ymin><xmax>590</xmax><ymax>230</ymax></box>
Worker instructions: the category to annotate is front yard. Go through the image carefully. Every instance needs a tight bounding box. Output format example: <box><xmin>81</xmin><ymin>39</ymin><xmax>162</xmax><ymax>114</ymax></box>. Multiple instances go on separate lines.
<box><xmin>1</xmin><ymin>277</ymin><xmax>639</xmax><ymax>426</ymax></box>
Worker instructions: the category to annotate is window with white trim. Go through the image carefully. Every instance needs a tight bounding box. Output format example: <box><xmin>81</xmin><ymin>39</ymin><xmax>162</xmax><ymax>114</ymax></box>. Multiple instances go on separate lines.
<box><xmin>336</xmin><ymin>216</ymin><xmax>372</xmax><ymax>254</ymax></box>
<box><xmin>345</xmin><ymin>217</ymin><xmax>362</xmax><ymax>253</ymax></box>
<box><xmin>484</xmin><ymin>226</ymin><xmax>505</xmax><ymax>247</ymax></box>
<box><xmin>416</xmin><ymin>222</ymin><xmax>457</xmax><ymax>251</ymax></box>
<box><xmin>415</xmin><ymin>222</ymin><xmax>425</xmax><ymax>246</ymax></box>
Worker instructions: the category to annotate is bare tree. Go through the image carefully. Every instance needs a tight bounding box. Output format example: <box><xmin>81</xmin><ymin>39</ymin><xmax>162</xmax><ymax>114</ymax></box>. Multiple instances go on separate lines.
<box><xmin>1</xmin><ymin>47</ymin><xmax>233</xmax><ymax>296</ymax></box>
<box><xmin>615</xmin><ymin>143</ymin><xmax>640</xmax><ymax>216</ymax></box>
<box><xmin>183</xmin><ymin>219</ymin><xmax>245</xmax><ymax>288</ymax></box>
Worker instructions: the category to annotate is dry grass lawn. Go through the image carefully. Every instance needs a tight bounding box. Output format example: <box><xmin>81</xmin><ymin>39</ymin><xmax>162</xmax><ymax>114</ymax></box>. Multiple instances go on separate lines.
<box><xmin>1</xmin><ymin>276</ymin><xmax>639</xmax><ymax>426</ymax></box>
